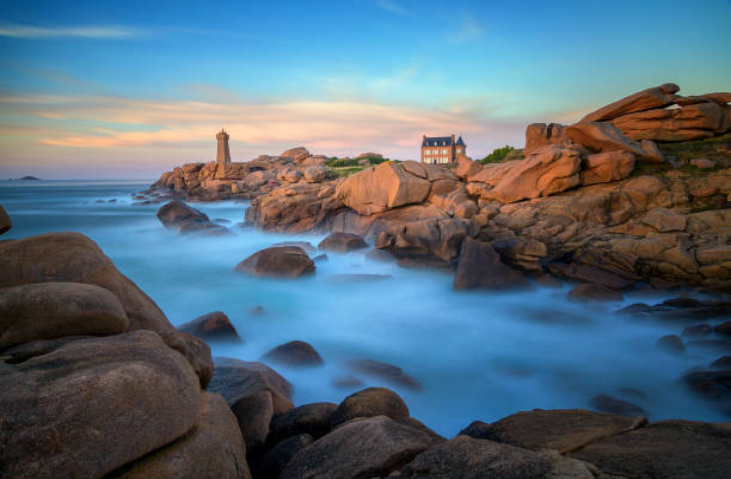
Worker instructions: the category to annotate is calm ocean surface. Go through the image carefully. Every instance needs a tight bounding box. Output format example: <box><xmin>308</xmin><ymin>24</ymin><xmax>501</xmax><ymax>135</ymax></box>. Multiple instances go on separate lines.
<box><xmin>1</xmin><ymin>179</ymin><xmax>726</xmax><ymax>435</ymax></box>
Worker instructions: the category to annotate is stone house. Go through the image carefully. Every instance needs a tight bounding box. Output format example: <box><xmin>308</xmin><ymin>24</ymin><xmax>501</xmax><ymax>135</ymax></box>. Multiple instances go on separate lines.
<box><xmin>420</xmin><ymin>134</ymin><xmax>466</xmax><ymax>164</ymax></box>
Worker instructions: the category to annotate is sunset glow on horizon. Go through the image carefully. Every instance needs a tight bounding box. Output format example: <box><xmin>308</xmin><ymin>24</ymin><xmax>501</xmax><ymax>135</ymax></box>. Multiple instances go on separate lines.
<box><xmin>1</xmin><ymin>0</ymin><xmax>729</xmax><ymax>179</ymax></box>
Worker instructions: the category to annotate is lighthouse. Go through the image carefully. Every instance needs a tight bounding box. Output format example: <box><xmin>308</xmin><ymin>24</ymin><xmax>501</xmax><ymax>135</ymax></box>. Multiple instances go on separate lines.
<box><xmin>216</xmin><ymin>129</ymin><xmax>231</xmax><ymax>166</ymax></box>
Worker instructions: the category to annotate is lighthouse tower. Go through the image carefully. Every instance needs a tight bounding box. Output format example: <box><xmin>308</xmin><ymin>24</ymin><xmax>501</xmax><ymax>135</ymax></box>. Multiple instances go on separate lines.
<box><xmin>216</xmin><ymin>129</ymin><xmax>231</xmax><ymax>166</ymax></box>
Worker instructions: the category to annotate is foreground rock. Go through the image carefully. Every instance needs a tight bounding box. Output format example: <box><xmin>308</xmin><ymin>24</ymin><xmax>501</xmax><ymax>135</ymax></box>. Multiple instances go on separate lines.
<box><xmin>330</xmin><ymin>387</ymin><xmax>410</xmax><ymax>427</ymax></box>
<box><xmin>280</xmin><ymin>415</ymin><xmax>441</xmax><ymax>479</ymax></box>
<box><xmin>234</xmin><ymin>246</ymin><xmax>315</xmax><ymax>279</ymax></box>
<box><xmin>178</xmin><ymin>311</ymin><xmax>242</xmax><ymax>343</ymax></box>
<box><xmin>0</xmin><ymin>331</ymin><xmax>202</xmax><ymax>479</ymax></box>
<box><xmin>0</xmin><ymin>282</ymin><xmax>129</xmax><ymax>350</ymax></box>
<box><xmin>570</xmin><ymin>420</ymin><xmax>731</xmax><ymax>479</ymax></box>
<box><xmin>269</xmin><ymin>402</ymin><xmax>338</xmax><ymax>445</ymax></box>
<box><xmin>0</xmin><ymin>232</ymin><xmax>173</xmax><ymax>334</ymax></box>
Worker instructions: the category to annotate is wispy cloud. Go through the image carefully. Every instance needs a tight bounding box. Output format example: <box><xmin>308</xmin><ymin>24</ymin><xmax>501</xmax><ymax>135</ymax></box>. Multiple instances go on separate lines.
<box><xmin>373</xmin><ymin>0</ymin><xmax>412</xmax><ymax>17</ymax></box>
<box><xmin>0</xmin><ymin>24</ymin><xmax>144</xmax><ymax>39</ymax></box>
<box><xmin>450</xmin><ymin>14</ymin><xmax>484</xmax><ymax>44</ymax></box>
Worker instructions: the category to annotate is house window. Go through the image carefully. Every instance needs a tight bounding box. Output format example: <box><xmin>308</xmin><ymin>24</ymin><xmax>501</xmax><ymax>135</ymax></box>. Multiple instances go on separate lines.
<box><xmin>442</xmin><ymin>149</ymin><xmax>447</xmax><ymax>154</ymax></box>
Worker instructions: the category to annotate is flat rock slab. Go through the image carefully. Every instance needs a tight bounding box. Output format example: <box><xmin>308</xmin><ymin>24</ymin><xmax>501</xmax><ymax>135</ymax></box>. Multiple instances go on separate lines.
<box><xmin>570</xmin><ymin>420</ymin><xmax>731</xmax><ymax>479</ymax></box>
<box><xmin>404</xmin><ymin>436</ymin><xmax>596</xmax><ymax>479</ymax></box>
<box><xmin>0</xmin><ymin>331</ymin><xmax>201</xmax><ymax>479</ymax></box>
<box><xmin>280</xmin><ymin>415</ymin><xmax>441</xmax><ymax>479</ymax></box>
<box><xmin>463</xmin><ymin>408</ymin><xmax>645</xmax><ymax>453</ymax></box>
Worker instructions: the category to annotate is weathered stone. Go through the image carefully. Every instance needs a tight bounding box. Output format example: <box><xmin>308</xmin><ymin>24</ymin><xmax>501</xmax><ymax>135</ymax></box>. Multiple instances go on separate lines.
<box><xmin>178</xmin><ymin>311</ymin><xmax>242</xmax><ymax>343</ymax></box>
<box><xmin>330</xmin><ymin>387</ymin><xmax>410</xmax><ymax>427</ymax></box>
<box><xmin>157</xmin><ymin>330</ymin><xmax>214</xmax><ymax>389</ymax></box>
<box><xmin>269</xmin><ymin>402</ymin><xmax>338</xmax><ymax>444</ymax></box>
<box><xmin>468</xmin><ymin>408</ymin><xmax>645</xmax><ymax>453</ymax></box>
<box><xmin>280</xmin><ymin>147</ymin><xmax>310</xmax><ymax>162</ymax></box>
<box><xmin>0</xmin><ymin>232</ymin><xmax>173</xmax><ymax>333</ymax></box>
<box><xmin>111</xmin><ymin>392</ymin><xmax>251</xmax><ymax>479</ymax></box>
<box><xmin>581</xmin><ymin>83</ymin><xmax>680</xmax><ymax>122</ymax></box>
<box><xmin>524</xmin><ymin>123</ymin><xmax>569</xmax><ymax>156</ymax></box>
<box><xmin>257</xmin><ymin>434</ymin><xmax>313</xmax><ymax>479</ymax></box>
<box><xmin>336</xmin><ymin>162</ymin><xmax>431</xmax><ymax>215</ymax></box>
<box><xmin>303</xmin><ymin>165</ymin><xmax>328</xmax><ymax>182</ymax></box>
<box><xmin>317</xmin><ymin>232</ymin><xmax>368</xmax><ymax>252</ymax></box>
<box><xmin>281</xmin><ymin>415</ymin><xmax>441</xmax><ymax>479</ymax></box>
<box><xmin>642</xmin><ymin>208</ymin><xmax>687</xmax><ymax>232</ymax></box>
<box><xmin>571</xmin><ymin>420</ymin><xmax>731</xmax><ymax>479</ymax></box>
<box><xmin>234</xmin><ymin>246</ymin><xmax>315</xmax><ymax>279</ymax></box>
<box><xmin>209</xmin><ymin>358</ymin><xmax>293</xmax><ymax>412</ymax></box>
<box><xmin>581</xmin><ymin>150</ymin><xmax>635</xmax><ymax>185</ymax></box>
<box><xmin>610</xmin><ymin>102</ymin><xmax>728</xmax><ymax>142</ymax></box>
<box><xmin>263</xmin><ymin>340</ymin><xmax>323</xmax><ymax>367</ymax></box>
<box><xmin>230</xmin><ymin>389</ymin><xmax>274</xmax><ymax>450</ymax></box>
<box><xmin>565</xmin><ymin>122</ymin><xmax>650</xmax><ymax>160</ymax></box>
<box><xmin>404</xmin><ymin>435</ymin><xmax>596</xmax><ymax>479</ymax></box>
<box><xmin>454</xmin><ymin>238</ymin><xmax>528</xmax><ymax>291</ymax></box>
<box><xmin>691</xmin><ymin>158</ymin><xmax>717</xmax><ymax>169</ymax></box>
<box><xmin>0</xmin><ymin>282</ymin><xmax>129</xmax><ymax>350</ymax></box>
<box><xmin>0</xmin><ymin>331</ymin><xmax>201</xmax><ymax>479</ymax></box>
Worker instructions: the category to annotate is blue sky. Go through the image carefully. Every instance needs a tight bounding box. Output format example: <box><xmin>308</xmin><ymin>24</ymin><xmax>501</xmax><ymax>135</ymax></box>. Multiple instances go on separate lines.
<box><xmin>0</xmin><ymin>0</ymin><xmax>729</xmax><ymax>178</ymax></box>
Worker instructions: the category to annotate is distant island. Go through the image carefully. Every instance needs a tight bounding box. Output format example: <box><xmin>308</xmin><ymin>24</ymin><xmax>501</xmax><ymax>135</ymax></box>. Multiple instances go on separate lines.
<box><xmin>12</xmin><ymin>176</ymin><xmax>41</xmax><ymax>181</ymax></box>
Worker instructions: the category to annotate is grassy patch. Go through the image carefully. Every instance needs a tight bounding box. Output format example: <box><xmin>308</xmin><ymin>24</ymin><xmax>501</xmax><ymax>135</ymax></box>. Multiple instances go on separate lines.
<box><xmin>479</xmin><ymin>145</ymin><xmax>517</xmax><ymax>164</ymax></box>
<box><xmin>657</xmin><ymin>132</ymin><xmax>731</xmax><ymax>163</ymax></box>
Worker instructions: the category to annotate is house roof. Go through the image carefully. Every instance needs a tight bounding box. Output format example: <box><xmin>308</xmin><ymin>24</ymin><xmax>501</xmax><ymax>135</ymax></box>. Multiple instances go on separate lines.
<box><xmin>456</xmin><ymin>136</ymin><xmax>466</xmax><ymax>146</ymax></box>
<box><xmin>422</xmin><ymin>136</ymin><xmax>453</xmax><ymax>147</ymax></box>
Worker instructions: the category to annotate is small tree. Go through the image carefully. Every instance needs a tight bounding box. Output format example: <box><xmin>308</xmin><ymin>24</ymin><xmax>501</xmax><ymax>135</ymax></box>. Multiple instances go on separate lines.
<box><xmin>480</xmin><ymin>145</ymin><xmax>515</xmax><ymax>164</ymax></box>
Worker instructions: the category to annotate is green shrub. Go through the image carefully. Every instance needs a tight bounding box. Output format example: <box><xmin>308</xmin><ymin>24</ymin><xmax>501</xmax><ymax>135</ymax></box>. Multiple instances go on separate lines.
<box><xmin>480</xmin><ymin>145</ymin><xmax>516</xmax><ymax>164</ymax></box>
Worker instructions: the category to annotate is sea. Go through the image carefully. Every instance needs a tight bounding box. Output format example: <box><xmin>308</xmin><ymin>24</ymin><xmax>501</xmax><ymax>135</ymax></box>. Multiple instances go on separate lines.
<box><xmin>1</xmin><ymin>179</ymin><xmax>727</xmax><ymax>436</ymax></box>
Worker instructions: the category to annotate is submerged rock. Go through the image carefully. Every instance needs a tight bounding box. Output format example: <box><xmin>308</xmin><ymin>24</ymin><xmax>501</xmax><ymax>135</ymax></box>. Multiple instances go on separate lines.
<box><xmin>568</xmin><ymin>283</ymin><xmax>623</xmax><ymax>301</ymax></box>
<box><xmin>347</xmin><ymin>359</ymin><xmax>423</xmax><ymax>391</ymax></box>
<box><xmin>317</xmin><ymin>232</ymin><xmax>368</xmax><ymax>252</ymax></box>
<box><xmin>262</xmin><ymin>340</ymin><xmax>323</xmax><ymax>367</ymax></box>
<box><xmin>234</xmin><ymin>246</ymin><xmax>315</xmax><ymax>279</ymax></box>
<box><xmin>156</xmin><ymin>200</ymin><xmax>229</xmax><ymax>235</ymax></box>
<box><xmin>589</xmin><ymin>394</ymin><xmax>646</xmax><ymax>418</ymax></box>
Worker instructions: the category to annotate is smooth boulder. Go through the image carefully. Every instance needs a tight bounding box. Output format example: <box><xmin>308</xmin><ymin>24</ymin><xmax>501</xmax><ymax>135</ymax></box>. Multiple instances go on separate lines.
<box><xmin>208</xmin><ymin>357</ymin><xmax>294</xmax><ymax>414</ymax></box>
<box><xmin>0</xmin><ymin>331</ymin><xmax>201</xmax><ymax>479</ymax></box>
<box><xmin>263</xmin><ymin>340</ymin><xmax>323</xmax><ymax>367</ymax></box>
<box><xmin>0</xmin><ymin>282</ymin><xmax>129</xmax><ymax>350</ymax></box>
<box><xmin>317</xmin><ymin>232</ymin><xmax>368</xmax><ymax>252</ymax></box>
<box><xmin>269</xmin><ymin>402</ymin><xmax>338</xmax><ymax>444</ymax></box>
<box><xmin>234</xmin><ymin>246</ymin><xmax>315</xmax><ymax>279</ymax></box>
<box><xmin>330</xmin><ymin>387</ymin><xmax>409</xmax><ymax>427</ymax></box>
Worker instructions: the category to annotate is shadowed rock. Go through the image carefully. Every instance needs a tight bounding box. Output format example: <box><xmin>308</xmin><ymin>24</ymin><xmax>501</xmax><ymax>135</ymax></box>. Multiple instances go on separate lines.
<box><xmin>657</xmin><ymin>334</ymin><xmax>685</xmax><ymax>353</ymax></box>
<box><xmin>589</xmin><ymin>394</ymin><xmax>646</xmax><ymax>418</ymax></box>
<box><xmin>317</xmin><ymin>232</ymin><xmax>368</xmax><ymax>252</ymax></box>
<box><xmin>234</xmin><ymin>246</ymin><xmax>315</xmax><ymax>279</ymax></box>
<box><xmin>347</xmin><ymin>359</ymin><xmax>422</xmax><ymax>391</ymax></box>
<box><xmin>453</xmin><ymin>238</ymin><xmax>528</xmax><ymax>291</ymax></box>
<box><xmin>269</xmin><ymin>402</ymin><xmax>338</xmax><ymax>444</ymax></box>
<box><xmin>0</xmin><ymin>204</ymin><xmax>10</xmax><ymax>235</ymax></box>
<box><xmin>0</xmin><ymin>282</ymin><xmax>129</xmax><ymax>350</ymax></box>
<box><xmin>330</xmin><ymin>387</ymin><xmax>410</xmax><ymax>427</ymax></box>
<box><xmin>569</xmin><ymin>283</ymin><xmax>623</xmax><ymax>301</ymax></box>
<box><xmin>257</xmin><ymin>434</ymin><xmax>313</xmax><ymax>479</ymax></box>
<box><xmin>178</xmin><ymin>311</ymin><xmax>242</xmax><ymax>343</ymax></box>
<box><xmin>281</xmin><ymin>415</ymin><xmax>441</xmax><ymax>479</ymax></box>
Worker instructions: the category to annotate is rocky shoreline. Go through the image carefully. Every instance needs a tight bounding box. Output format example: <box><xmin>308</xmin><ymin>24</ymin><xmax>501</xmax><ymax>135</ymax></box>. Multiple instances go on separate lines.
<box><xmin>2</xmin><ymin>83</ymin><xmax>731</xmax><ymax>478</ymax></box>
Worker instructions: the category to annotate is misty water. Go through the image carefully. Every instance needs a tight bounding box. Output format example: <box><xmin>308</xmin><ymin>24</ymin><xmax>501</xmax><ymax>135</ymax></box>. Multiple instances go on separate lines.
<box><xmin>1</xmin><ymin>180</ymin><xmax>727</xmax><ymax>436</ymax></box>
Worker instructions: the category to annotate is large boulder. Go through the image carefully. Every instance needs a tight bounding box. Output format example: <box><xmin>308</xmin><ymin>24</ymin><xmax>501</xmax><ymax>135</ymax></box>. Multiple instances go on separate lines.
<box><xmin>111</xmin><ymin>392</ymin><xmax>251</xmax><ymax>479</ymax></box>
<box><xmin>565</xmin><ymin>122</ymin><xmax>656</xmax><ymax>161</ymax></box>
<box><xmin>0</xmin><ymin>331</ymin><xmax>201</xmax><ymax>479</ymax></box>
<box><xmin>317</xmin><ymin>232</ymin><xmax>368</xmax><ymax>252</ymax></box>
<box><xmin>0</xmin><ymin>282</ymin><xmax>129</xmax><ymax>350</ymax></box>
<box><xmin>571</xmin><ymin>420</ymin><xmax>731</xmax><ymax>479</ymax></box>
<box><xmin>524</xmin><ymin>123</ymin><xmax>569</xmax><ymax>155</ymax></box>
<box><xmin>304</xmin><ymin>165</ymin><xmax>328</xmax><ymax>182</ymax></box>
<box><xmin>375</xmin><ymin>216</ymin><xmax>470</xmax><ymax>266</ymax></box>
<box><xmin>234</xmin><ymin>246</ymin><xmax>315</xmax><ymax>279</ymax></box>
<box><xmin>330</xmin><ymin>387</ymin><xmax>410</xmax><ymax>427</ymax></box>
<box><xmin>463</xmin><ymin>409</ymin><xmax>645</xmax><ymax>453</ymax></box>
<box><xmin>257</xmin><ymin>434</ymin><xmax>314</xmax><ymax>479</ymax></box>
<box><xmin>581</xmin><ymin>83</ymin><xmax>680</xmax><ymax>122</ymax></box>
<box><xmin>263</xmin><ymin>340</ymin><xmax>323</xmax><ymax>367</ymax></box>
<box><xmin>178</xmin><ymin>311</ymin><xmax>242</xmax><ymax>343</ymax></box>
<box><xmin>0</xmin><ymin>232</ymin><xmax>173</xmax><ymax>334</ymax></box>
<box><xmin>404</xmin><ymin>435</ymin><xmax>597</xmax><ymax>479</ymax></box>
<box><xmin>610</xmin><ymin>102</ymin><xmax>730</xmax><ymax>141</ymax></box>
<box><xmin>280</xmin><ymin>147</ymin><xmax>311</xmax><ymax>162</ymax></box>
<box><xmin>157</xmin><ymin>330</ymin><xmax>214</xmax><ymax>389</ymax></box>
<box><xmin>453</xmin><ymin>238</ymin><xmax>528</xmax><ymax>290</ymax></box>
<box><xmin>156</xmin><ymin>200</ymin><xmax>226</xmax><ymax>234</ymax></box>
<box><xmin>336</xmin><ymin>162</ymin><xmax>431</xmax><ymax>215</ymax></box>
<box><xmin>0</xmin><ymin>204</ymin><xmax>10</xmax><ymax>235</ymax></box>
<box><xmin>581</xmin><ymin>150</ymin><xmax>635</xmax><ymax>185</ymax></box>
<box><xmin>280</xmin><ymin>415</ymin><xmax>441</xmax><ymax>479</ymax></box>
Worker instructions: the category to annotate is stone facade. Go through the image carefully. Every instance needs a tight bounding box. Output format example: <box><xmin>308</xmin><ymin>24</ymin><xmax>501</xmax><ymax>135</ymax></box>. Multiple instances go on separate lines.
<box><xmin>216</xmin><ymin>129</ymin><xmax>231</xmax><ymax>166</ymax></box>
<box><xmin>421</xmin><ymin>134</ymin><xmax>466</xmax><ymax>165</ymax></box>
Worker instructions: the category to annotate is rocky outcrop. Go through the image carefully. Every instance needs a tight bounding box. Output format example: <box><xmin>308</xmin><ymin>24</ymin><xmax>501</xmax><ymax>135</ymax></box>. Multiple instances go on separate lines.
<box><xmin>580</xmin><ymin>83</ymin><xmax>731</xmax><ymax>142</ymax></box>
<box><xmin>178</xmin><ymin>311</ymin><xmax>242</xmax><ymax>343</ymax></box>
<box><xmin>234</xmin><ymin>246</ymin><xmax>315</xmax><ymax>279</ymax></box>
<box><xmin>0</xmin><ymin>233</ymin><xmax>250</xmax><ymax>479</ymax></box>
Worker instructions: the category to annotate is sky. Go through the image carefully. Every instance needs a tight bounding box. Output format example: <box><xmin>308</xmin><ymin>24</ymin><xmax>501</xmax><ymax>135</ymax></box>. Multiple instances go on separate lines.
<box><xmin>0</xmin><ymin>0</ymin><xmax>729</xmax><ymax>179</ymax></box>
